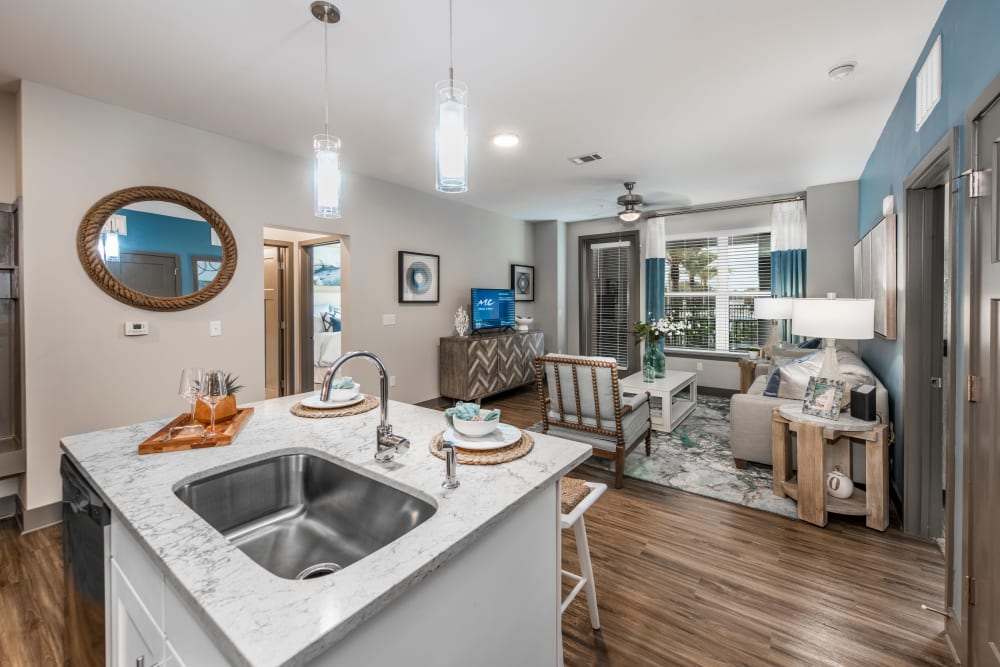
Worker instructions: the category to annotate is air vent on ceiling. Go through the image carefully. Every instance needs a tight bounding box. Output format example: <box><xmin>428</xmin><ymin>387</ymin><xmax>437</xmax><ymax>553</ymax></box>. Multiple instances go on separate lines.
<box><xmin>569</xmin><ymin>153</ymin><xmax>603</xmax><ymax>165</ymax></box>
<box><xmin>915</xmin><ymin>35</ymin><xmax>942</xmax><ymax>131</ymax></box>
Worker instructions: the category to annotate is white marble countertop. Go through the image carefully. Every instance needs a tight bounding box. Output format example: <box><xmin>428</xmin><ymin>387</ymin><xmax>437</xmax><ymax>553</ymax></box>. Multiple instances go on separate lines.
<box><xmin>60</xmin><ymin>394</ymin><xmax>591</xmax><ymax>667</ymax></box>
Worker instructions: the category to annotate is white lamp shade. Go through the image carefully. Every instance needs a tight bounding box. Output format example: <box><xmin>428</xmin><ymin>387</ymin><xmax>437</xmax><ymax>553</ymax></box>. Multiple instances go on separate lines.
<box><xmin>754</xmin><ymin>297</ymin><xmax>794</xmax><ymax>320</ymax></box>
<box><xmin>792</xmin><ymin>298</ymin><xmax>875</xmax><ymax>340</ymax></box>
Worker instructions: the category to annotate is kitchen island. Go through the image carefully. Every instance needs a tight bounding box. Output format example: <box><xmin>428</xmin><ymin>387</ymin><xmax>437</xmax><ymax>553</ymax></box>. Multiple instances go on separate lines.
<box><xmin>61</xmin><ymin>393</ymin><xmax>591</xmax><ymax>667</ymax></box>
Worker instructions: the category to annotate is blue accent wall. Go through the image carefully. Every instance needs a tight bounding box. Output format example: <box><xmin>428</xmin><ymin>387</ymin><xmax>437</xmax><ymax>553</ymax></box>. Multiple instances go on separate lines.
<box><xmin>117</xmin><ymin>209</ymin><xmax>222</xmax><ymax>294</ymax></box>
<box><xmin>858</xmin><ymin>0</ymin><xmax>1000</xmax><ymax>505</ymax></box>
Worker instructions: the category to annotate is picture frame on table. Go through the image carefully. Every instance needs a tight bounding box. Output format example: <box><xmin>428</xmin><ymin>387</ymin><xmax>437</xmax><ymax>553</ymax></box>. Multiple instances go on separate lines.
<box><xmin>398</xmin><ymin>251</ymin><xmax>440</xmax><ymax>303</ymax></box>
<box><xmin>510</xmin><ymin>263</ymin><xmax>534</xmax><ymax>302</ymax></box>
<box><xmin>802</xmin><ymin>376</ymin><xmax>846</xmax><ymax>420</ymax></box>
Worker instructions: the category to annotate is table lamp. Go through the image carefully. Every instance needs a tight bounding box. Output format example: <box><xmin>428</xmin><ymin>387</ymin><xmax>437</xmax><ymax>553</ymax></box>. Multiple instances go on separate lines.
<box><xmin>753</xmin><ymin>297</ymin><xmax>794</xmax><ymax>358</ymax></box>
<box><xmin>791</xmin><ymin>297</ymin><xmax>875</xmax><ymax>380</ymax></box>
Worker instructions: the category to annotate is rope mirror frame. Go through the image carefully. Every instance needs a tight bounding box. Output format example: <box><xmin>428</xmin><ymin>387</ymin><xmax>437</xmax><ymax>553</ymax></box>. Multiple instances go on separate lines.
<box><xmin>77</xmin><ymin>186</ymin><xmax>238</xmax><ymax>311</ymax></box>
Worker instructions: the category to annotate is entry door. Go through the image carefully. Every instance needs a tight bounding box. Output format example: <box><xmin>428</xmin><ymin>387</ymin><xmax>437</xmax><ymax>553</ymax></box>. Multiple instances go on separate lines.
<box><xmin>969</xmin><ymin>88</ymin><xmax>1000</xmax><ymax>666</ymax></box>
<box><xmin>112</xmin><ymin>251</ymin><xmax>180</xmax><ymax>297</ymax></box>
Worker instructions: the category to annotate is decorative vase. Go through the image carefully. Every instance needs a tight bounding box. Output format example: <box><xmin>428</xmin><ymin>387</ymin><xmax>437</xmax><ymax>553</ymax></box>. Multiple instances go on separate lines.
<box><xmin>826</xmin><ymin>467</ymin><xmax>854</xmax><ymax>499</ymax></box>
<box><xmin>454</xmin><ymin>306</ymin><xmax>470</xmax><ymax>337</ymax></box>
<box><xmin>194</xmin><ymin>394</ymin><xmax>238</xmax><ymax>424</ymax></box>
<box><xmin>643</xmin><ymin>342</ymin><xmax>667</xmax><ymax>379</ymax></box>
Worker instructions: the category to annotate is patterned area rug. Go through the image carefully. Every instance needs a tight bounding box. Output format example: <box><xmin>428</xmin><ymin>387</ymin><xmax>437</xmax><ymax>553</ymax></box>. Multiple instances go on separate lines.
<box><xmin>531</xmin><ymin>394</ymin><xmax>798</xmax><ymax>519</ymax></box>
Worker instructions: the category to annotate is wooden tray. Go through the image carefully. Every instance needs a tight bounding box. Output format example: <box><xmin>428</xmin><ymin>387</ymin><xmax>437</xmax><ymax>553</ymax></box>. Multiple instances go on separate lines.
<box><xmin>138</xmin><ymin>407</ymin><xmax>254</xmax><ymax>455</ymax></box>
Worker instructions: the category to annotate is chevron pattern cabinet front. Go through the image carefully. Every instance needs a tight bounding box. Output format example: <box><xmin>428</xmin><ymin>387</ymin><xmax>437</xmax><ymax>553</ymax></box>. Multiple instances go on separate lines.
<box><xmin>439</xmin><ymin>332</ymin><xmax>544</xmax><ymax>401</ymax></box>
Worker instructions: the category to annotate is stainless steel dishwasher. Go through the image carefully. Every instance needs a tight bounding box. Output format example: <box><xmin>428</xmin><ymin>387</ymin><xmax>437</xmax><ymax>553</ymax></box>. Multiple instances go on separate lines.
<box><xmin>62</xmin><ymin>455</ymin><xmax>109</xmax><ymax>667</ymax></box>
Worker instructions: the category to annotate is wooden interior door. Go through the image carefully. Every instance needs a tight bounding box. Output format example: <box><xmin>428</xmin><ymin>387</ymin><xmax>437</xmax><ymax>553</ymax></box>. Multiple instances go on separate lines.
<box><xmin>969</xmin><ymin>84</ymin><xmax>1000</xmax><ymax>667</ymax></box>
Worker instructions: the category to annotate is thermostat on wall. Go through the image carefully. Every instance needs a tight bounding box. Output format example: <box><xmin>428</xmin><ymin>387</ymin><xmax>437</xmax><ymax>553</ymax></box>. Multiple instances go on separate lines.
<box><xmin>124</xmin><ymin>321</ymin><xmax>149</xmax><ymax>336</ymax></box>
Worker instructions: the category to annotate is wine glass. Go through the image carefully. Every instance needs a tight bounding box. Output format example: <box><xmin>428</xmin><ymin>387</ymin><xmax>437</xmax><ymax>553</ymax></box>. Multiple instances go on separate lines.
<box><xmin>179</xmin><ymin>368</ymin><xmax>205</xmax><ymax>420</ymax></box>
<box><xmin>198</xmin><ymin>370</ymin><xmax>227</xmax><ymax>436</ymax></box>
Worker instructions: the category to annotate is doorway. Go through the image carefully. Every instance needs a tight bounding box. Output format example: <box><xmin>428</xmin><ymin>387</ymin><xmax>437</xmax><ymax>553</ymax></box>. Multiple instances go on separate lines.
<box><xmin>579</xmin><ymin>231</ymin><xmax>640</xmax><ymax>374</ymax></box>
<box><xmin>902</xmin><ymin>129</ymin><xmax>957</xmax><ymax>543</ymax></box>
<box><xmin>298</xmin><ymin>236</ymin><xmax>347</xmax><ymax>392</ymax></box>
<box><xmin>263</xmin><ymin>241</ymin><xmax>293</xmax><ymax>399</ymax></box>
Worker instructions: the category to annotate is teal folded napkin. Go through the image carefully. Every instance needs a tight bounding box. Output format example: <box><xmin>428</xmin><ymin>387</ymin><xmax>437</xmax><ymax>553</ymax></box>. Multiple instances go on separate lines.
<box><xmin>444</xmin><ymin>401</ymin><xmax>500</xmax><ymax>424</ymax></box>
<box><xmin>328</xmin><ymin>376</ymin><xmax>354</xmax><ymax>389</ymax></box>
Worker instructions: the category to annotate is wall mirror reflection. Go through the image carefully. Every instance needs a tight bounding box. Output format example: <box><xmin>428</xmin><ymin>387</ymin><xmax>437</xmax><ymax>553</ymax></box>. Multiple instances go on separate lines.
<box><xmin>78</xmin><ymin>186</ymin><xmax>237</xmax><ymax>311</ymax></box>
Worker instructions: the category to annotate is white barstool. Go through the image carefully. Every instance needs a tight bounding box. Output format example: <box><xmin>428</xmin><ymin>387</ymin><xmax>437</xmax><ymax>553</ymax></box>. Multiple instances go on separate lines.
<box><xmin>560</xmin><ymin>479</ymin><xmax>606</xmax><ymax>630</ymax></box>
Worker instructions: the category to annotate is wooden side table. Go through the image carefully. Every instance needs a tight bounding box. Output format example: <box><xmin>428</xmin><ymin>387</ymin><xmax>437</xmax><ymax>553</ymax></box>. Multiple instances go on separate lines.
<box><xmin>771</xmin><ymin>404</ymin><xmax>890</xmax><ymax>531</ymax></box>
<box><xmin>737</xmin><ymin>358</ymin><xmax>760</xmax><ymax>393</ymax></box>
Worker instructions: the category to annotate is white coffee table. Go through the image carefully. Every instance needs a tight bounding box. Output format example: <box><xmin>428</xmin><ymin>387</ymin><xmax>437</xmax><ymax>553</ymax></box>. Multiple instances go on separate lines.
<box><xmin>620</xmin><ymin>370</ymin><xmax>698</xmax><ymax>432</ymax></box>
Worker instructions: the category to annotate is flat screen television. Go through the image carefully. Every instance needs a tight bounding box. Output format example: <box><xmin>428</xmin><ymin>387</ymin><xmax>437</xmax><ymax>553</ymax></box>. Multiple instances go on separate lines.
<box><xmin>471</xmin><ymin>288</ymin><xmax>515</xmax><ymax>332</ymax></box>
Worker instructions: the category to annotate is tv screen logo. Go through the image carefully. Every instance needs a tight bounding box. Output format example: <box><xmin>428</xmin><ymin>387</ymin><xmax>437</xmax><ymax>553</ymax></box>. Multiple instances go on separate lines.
<box><xmin>476</xmin><ymin>298</ymin><xmax>495</xmax><ymax>307</ymax></box>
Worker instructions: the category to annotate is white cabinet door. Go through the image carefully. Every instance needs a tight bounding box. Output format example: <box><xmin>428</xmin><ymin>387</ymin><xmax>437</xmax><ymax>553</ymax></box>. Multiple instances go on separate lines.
<box><xmin>109</xmin><ymin>558</ymin><xmax>164</xmax><ymax>667</ymax></box>
<box><xmin>163</xmin><ymin>640</ymin><xmax>186</xmax><ymax>667</ymax></box>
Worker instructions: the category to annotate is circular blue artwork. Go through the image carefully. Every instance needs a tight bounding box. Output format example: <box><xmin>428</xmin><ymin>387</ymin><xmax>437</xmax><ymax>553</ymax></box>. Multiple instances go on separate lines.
<box><xmin>406</xmin><ymin>261</ymin><xmax>433</xmax><ymax>295</ymax></box>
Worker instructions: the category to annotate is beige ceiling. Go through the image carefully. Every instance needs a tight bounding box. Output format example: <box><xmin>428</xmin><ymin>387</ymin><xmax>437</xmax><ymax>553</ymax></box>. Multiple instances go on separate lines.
<box><xmin>0</xmin><ymin>0</ymin><xmax>945</xmax><ymax>221</ymax></box>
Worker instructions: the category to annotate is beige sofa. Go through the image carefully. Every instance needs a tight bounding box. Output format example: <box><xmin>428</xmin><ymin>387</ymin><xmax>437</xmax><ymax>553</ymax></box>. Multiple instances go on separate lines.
<box><xmin>729</xmin><ymin>350</ymin><xmax>889</xmax><ymax>481</ymax></box>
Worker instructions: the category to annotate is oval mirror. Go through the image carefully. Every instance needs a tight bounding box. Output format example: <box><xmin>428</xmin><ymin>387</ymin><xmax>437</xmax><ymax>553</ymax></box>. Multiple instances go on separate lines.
<box><xmin>77</xmin><ymin>187</ymin><xmax>237</xmax><ymax>311</ymax></box>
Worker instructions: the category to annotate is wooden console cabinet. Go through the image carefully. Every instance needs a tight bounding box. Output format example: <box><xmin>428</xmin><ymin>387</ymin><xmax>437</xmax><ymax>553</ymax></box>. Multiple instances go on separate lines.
<box><xmin>439</xmin><ymin>331</ymin><xmax>544</xmax><ymax>401</ymax></box>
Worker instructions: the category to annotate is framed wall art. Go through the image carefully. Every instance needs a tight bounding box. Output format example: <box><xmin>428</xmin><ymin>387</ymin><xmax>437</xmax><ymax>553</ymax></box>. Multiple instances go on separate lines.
<box><xmin>853</xmin><ymin>213</ymin><xmax>896</xmax><ymax>339</ymax></box>
<box><xmin>510</xmin><ymin>263</ymin><xmax>534</xmax><ymax>302</ymax></box>
<box><xmin>398</xmin><ymin>251</ymin><xmax>440</xmax><ymax>303</ymax></box>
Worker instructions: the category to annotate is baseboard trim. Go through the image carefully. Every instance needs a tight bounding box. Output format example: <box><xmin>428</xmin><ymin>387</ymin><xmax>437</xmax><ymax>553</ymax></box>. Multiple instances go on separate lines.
<box><xmin>17</xmin><ymin>497</ymin><xmax>61</xmax><ymax>533</ymax></box>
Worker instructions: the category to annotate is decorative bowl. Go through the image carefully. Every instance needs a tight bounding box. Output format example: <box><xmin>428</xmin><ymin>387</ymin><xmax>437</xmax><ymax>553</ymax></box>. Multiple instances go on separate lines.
<box><xmin>515</xmin><ymin>315</ymin><xmax>533</xmax><ymax>332</ymax></box>
<box><xmin>452</xmin><ymin>410</ymin><xmax>500</xmax><ymax>437</ymax></box>
<box><xmin>326</xmin><ymin>382</ymin><xmax>360</xmax><ymax>402</ymax></box>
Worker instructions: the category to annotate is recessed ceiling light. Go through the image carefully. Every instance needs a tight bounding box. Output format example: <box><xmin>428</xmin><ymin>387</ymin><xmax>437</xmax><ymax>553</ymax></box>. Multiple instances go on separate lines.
<box><xmin>827</xmin><ymin>61</ymin><xmax>857</xmax><ymax>81</ymax></box>
<box><xmin>491</xmin><ymin>133</ymin><xmax>520</xmax><ymax>148</ymax></box>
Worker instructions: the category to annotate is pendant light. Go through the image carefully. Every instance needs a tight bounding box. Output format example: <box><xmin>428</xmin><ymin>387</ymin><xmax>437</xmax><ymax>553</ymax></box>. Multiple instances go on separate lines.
<box><xmin>435</xmin><ymin>0</ymin><xmax>468</xmax><ymax>193</ymax></box>
<box><xmin>312</xmin><ymin>1</ymin><xmax>342</xmax><ymax>218</ymax></box>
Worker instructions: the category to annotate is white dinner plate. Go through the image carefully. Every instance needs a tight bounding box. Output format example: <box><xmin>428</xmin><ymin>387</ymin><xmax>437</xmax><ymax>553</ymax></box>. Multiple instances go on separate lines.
<box><xmin>302</xmin><ymin>393</ymin><xmax>364</xmax><ymax>409</ymax></box>
<box><xmin>444</xmin><ymin>423</ymin><xmax>521</xmax><ymax>451</ymax></box>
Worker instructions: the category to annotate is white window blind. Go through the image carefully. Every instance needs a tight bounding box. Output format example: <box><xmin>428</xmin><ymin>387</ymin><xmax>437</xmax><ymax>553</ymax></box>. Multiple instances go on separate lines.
<box><xmin>664</xmin><ymin>232</ymin><xmax>772</xmax><ymax>352</ymax></box>
<box><xmin>589</xmin><ymin>241</ymin><xmax>631</xmax><ymax>368</ymax></box>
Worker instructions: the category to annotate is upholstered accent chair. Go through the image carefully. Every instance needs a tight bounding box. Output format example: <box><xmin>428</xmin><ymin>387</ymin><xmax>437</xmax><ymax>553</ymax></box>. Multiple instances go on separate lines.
<box><xmin>533</xmin><ymin>354</ymin><xmax>652</xmax><ymax>488</ymax></box>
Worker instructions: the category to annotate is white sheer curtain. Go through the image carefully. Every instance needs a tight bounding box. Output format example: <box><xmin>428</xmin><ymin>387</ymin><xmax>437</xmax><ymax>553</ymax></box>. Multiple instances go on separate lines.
<box><xmin>771</xmin><ymin>200</ymin><xmax>807</xmax><ymax>251</ymax></box>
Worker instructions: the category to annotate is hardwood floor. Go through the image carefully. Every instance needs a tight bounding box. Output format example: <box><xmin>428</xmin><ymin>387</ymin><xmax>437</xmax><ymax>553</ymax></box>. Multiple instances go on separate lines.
<box><xmin>0</xmin><ymin>387</ymin><xmax>951</xmax><ymax>666</ymax></box>
<box><xmin>434</xmin><ymin>387</ymin><xmax>953</xmax><ymax>666</ymax></box>
<box><xmin>0</xmin><ymin>516</ymin><xmax>64</xmax><ymax>666</ymax></box>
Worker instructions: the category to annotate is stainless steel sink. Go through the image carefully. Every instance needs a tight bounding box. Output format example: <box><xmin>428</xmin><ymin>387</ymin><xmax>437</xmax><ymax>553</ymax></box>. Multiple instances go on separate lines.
<box><xmin>174</xmin><ymin>453</ymin><xmax>436</xmax><ymax>580</ymax></box>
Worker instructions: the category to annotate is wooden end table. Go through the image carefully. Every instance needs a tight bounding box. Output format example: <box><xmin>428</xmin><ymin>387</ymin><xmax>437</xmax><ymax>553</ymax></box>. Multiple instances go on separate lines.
<box><xmin>620</xmin><ymin>370</ymin><xmax>697</xmax><ymax>432</ymax></box>
<box><xmin>738</xmin><ymin>358</ymin><xmax>761</xmax><ymax>393</ymax></box>
<box><xmin>771</xmin><ymin>404</ymin><xmax>890</xmax><ymax>531</ymax></box>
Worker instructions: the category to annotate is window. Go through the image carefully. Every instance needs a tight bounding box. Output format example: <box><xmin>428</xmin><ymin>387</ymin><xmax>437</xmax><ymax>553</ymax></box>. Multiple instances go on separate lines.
<box><xmin>581</xmin><ymin>232</ymin><xmax>640</xmax><ymax>371</ymax></box>
<box><xmin>664</xmin><ymin>232</ymin><xmax>771</xmax><ymax>353</ymax></box>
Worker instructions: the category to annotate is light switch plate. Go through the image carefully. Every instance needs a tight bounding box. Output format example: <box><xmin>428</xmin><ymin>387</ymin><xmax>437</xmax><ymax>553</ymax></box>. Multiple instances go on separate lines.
<box><xmin>124</xmin><ymin>321</ymin><xmax>149</xmax><ymax>336</ymax></box>
<box><xmin>382</xmin><ymin>314</ymin><xmax>397</xmax><ymax>326</ymax></box>
<box><xmin>210</xmin><ymin>320</ymin><xmax>222</xmax><ymax>337</ymax></box>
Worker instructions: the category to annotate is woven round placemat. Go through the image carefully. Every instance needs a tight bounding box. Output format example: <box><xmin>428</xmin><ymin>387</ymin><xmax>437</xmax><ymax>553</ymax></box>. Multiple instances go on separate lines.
<box><xmin>290</xmin><ymin>395</ymin><xmax>379</xmax><ymax>419</ymax></box>
<box><xmin>428</xmin><ymin>430</ymin><xmax>534</xmax><ymax>466</ymax></box>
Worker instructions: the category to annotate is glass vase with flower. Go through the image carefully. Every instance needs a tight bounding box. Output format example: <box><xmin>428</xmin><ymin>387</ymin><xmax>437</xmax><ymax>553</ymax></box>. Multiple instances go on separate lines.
<box><xmin>633</xmin><ymin>315</ymin><xmax>689</xmax><ymax>381</ymax></box>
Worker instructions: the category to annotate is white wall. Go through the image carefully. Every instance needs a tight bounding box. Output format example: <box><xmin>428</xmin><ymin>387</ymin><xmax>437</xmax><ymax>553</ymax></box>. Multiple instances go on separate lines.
<box><xmin>805</xmin><ymin>180</ymin><xmax>859</xmax><ymax>297</ymax></box>
<box><xmin>18</xmin><ymin>81</ymin><xmax>532</xmax><ymax>511</ymax></box>
<box><xmin>0</xmin><ymin>92</ymin><xmax>15</xmax><ymax>203</ymax></box>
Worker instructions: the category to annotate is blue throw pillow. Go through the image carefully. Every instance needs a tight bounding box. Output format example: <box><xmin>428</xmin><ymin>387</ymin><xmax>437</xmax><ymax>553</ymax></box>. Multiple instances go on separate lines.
<box><xmin>797</xmin><ymin>337</ymin><xmax>821</xmax><ymax>349</ymax></box>
<box><xmin>763</xmin><ymin>369</ymin><xmax>782</xmax><ymax>397</ymax></box>
<box><xmin>321</xmin><ymin>310</ymin><xmax>341</xmax><ymax>333</ymax></box>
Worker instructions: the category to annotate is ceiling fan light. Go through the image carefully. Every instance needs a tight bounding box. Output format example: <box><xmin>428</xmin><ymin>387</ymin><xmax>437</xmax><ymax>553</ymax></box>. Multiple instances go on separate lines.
<box><xmin>619</xmin><ymin>209</ymin><xmax>641</xmax><ymax>223</ymax></box>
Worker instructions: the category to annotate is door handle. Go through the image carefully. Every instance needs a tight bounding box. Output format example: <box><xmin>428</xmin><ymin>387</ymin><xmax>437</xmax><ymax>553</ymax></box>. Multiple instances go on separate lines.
<box><xmin>930</xmin><ymin>377</ymin><xmax>943</xmax><ymax>389</ymax></box>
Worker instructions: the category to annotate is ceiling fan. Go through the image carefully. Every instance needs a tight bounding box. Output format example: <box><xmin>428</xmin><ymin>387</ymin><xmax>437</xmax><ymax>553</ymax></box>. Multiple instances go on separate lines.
<box><xmin>616</xmin><ymin>181</ymin><xmax>644</xmax><ymax>223</ymax></box>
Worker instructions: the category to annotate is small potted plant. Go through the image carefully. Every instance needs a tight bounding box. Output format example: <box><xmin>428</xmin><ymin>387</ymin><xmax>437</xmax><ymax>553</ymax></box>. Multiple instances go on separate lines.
<box><xmin>194</xmin><ymin>372</ymin><xmax>243</xmax><ymax>424</ymax></box>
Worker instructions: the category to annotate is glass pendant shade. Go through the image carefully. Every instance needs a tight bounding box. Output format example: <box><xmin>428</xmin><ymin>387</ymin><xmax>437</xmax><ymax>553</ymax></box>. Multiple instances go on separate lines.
<box><xmin>435</xmin><ymin>80</ymin><xmax>468</xmax><ymax>193</ymax></box>
<box><xmin>314</xmin><ymin>134</ymin><xmax>342</xmax><ymax>218</ymax></box>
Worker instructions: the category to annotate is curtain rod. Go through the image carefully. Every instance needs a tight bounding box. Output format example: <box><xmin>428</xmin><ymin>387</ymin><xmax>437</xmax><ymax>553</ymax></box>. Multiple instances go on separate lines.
<box><xmin>651</xmin><ymin>192</ymin><xmax>806</xmax><ymax>218</ymax></box>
